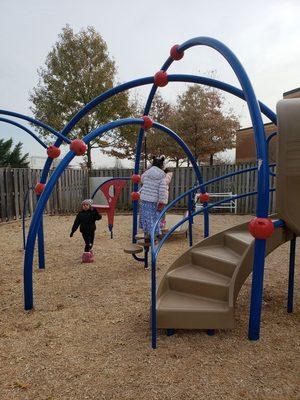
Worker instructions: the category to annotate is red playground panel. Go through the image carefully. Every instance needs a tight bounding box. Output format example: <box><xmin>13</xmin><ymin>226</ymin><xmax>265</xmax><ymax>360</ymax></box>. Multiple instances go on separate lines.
<box><xmin>93</xmin><ymin>178</ymin><xmax>129</xmax><ymax>238</ymax></box>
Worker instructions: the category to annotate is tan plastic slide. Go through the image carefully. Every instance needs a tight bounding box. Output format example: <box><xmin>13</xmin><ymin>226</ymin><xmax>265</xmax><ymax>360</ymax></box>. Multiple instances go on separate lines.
<box><xmin>156</xmin><ymin>219</ymin><xmax>293</xmax><ymax>329</ymax></box>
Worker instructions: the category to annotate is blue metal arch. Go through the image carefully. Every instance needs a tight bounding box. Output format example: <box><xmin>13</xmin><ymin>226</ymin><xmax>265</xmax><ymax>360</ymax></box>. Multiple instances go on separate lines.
<box><xmin>13</xmin><ymin>74</ymin><xmax>275</xmax><ymax>274</ymax></box>
<box><xmin>177</xmin><ymin>37</ymin><xmax>270</xmax><ymax>217</ymax></box>
<box><xmin>23</xmin><ymin>118</ymin><xmax>204</xmax><ymax>310</ymax></box>
<box><xmin>0</xmin><ymin>109</ymin><xmax>70</xmax><ymax>144</ymax></box>
<box><xmin>0</xmin><ymin>117</ymin><xmax>47</xmax><ymax>148</ymax></box>
<box><xmin>34</xmin><ymin>72</ymin><xmax>276</xmax><ymax>241</ymax></box>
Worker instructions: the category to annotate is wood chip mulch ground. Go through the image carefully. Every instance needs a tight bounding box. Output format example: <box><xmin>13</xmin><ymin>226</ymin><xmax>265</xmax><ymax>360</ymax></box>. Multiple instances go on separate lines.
<box><xmin>0</xmin><ymin>214</ymin><xmax>299</xmax><ymax>400</ymax></box>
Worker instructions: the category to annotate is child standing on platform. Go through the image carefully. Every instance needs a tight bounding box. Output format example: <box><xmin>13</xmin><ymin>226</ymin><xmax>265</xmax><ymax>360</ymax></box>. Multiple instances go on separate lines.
<box><xmin>139</xmin><ymin>156</ymin><xmax>168</xmax><ymax>239</ymax></box>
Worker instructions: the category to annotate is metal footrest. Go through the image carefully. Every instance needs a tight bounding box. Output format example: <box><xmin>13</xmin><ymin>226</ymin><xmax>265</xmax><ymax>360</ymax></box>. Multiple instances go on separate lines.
<box><xmin>123</xmin><ymin>244</ymin><xmax>144</xmax><ymax>254</ymax></box>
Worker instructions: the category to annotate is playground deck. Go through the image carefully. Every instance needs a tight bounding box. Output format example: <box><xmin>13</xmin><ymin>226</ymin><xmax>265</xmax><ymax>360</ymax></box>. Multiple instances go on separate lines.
<box><xmin>0</xmin><ymin>214</ymin><xmax>299</xmax><ymax>400</ymax></box>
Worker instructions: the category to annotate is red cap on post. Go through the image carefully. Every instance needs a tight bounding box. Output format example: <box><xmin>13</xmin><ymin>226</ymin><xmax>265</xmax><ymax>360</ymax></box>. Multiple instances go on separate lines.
<box><xmin>142</xmin><ymin>116</ymin><xmax>153</xmax><ymax>130</ymax></box>
<box><xmin>170</xmin><ymin>44</ymin><xmax>184</xmax><ymax>61</ymax></box>
<box><xmin>70</xmin><ymin>139</ymin><xmax>87</xmax><ymax>156</ymax></box>
<box><xmin>34</xmin><ymin>183</ymin><xmax>45</xmax><ymax>195</ymax></box>
<box><xmin>199</xmin><ymin>192</ymin><xmax>210</xmax><ymax>203</ymax></box>
<box><xmin>131</xmin><ymin>174</ymin><xmax>141</xmax><ymax>184</ymax></box>
<box><xmin>131</xmin><ymin>191</ymin><xmax>140</xmax><ymax>201</ymax></box>
<box><xmin>47</xmin><ymin>145</ymin><xmax>61</xmax><ymax>159</ymax></box>
<box><xmin>154</xmin><ymin>70</ymin><xmax>168</xmax><ymax>87</ymax></box>
<box><xmin>248</xmin><ymin>218</ymin><xmax>275</xmax><ymax>239</ymax></box>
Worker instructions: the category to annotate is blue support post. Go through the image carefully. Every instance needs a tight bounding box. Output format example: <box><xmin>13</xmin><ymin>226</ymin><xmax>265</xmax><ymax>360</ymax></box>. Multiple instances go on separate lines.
<box><xmin>287</xmin><ymin>235</ymin><xmax>296</xmax><ymax>313</ymax></box>
<box><xmin>188</xmin><ymin>192</ymin><xmax>193</xmax><ymax>247</ymax></box>
<box><xmin>248</xmin><ymin>239</ymin><xmax>267</xmax><ymax>340</ymax></box>
<box><xmin>203</xmin><ymin>206</ymin><xmax>209</xmax><ymax>238</ymax></box>
<box><xmin>144</xmin><ymin>246</ymin><xmax>149</xmax><ymax>270</ymax></box>
<box><xmin>22</xmin><ymin>187</ymin><xmax>32</xmax><ymax>250</ymax></box>
<box><xmin>108</xmin><ymin>224</ymin><xmax>113</xmax><ymax>239</ymax></box>
<box><xmin>151</xmin><ymin>257</ymin><xmax>157</xmax><ymax>349</ymax></box>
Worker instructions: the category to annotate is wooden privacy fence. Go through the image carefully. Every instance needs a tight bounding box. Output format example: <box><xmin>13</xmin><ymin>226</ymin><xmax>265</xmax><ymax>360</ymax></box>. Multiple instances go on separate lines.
<box><xmin>0</xmin><ymin>168</ymin><xmax>88</xmax><ymax>222</ymax></box>
<box><xmin>90</xmin><ymin>163</ymin><xmax>277</xmax><ymax>215</ymax></box>
<box><xmin>0</xmin><ymin>163</ymin><xmax>276</xmax><ymax>222</ymax></box>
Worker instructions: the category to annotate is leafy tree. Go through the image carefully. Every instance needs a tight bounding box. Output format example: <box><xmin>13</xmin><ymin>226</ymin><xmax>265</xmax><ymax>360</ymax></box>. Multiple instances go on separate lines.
<box><xmin>172</xmin><ymin>85</ymin><xmax>240</xmax><ymax>165</ymax></box>
<box><xmin>110</xmin><ymin>86</ymin><xmax>239</xmax><ymax>167</ymax></box>
<box><xmin>0</xmin><ymin>138</ymin><xmax>29</xmax><ymax>167</ymax></box>
<box><xmin>107</xmin><ymin>93</ymin><xmax>184</xmax><ymax>167</ymax></box>
<box><xmin>30</xmin><ymin>25</ymin><xmax>135</xmax><ymax>170</ymax></box>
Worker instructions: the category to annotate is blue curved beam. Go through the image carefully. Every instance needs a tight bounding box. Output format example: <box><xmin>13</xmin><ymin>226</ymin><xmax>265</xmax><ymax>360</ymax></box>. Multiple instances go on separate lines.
<box><xmin>0</xmin><ymin>109</ymin><xmax>70</xmax><ymax>144</ymax></box>
<box><xmin>38</xmin><ymin>74</ymin><xmax>276</xmax><ymax>182</ymax></box>
<box><xmin>0</xmin><ymin>117</ymin><xmax>47</xmax><ymax>148</ymax></box>
<box><xmin>24</xmin><ymin>118</ymin><xmax>202</xmax><ymax>310</ymax></box>
<box><xmin>177</xmin><ymin>37</ymin><xmax>270</xmax><ymax>217</ymax></box>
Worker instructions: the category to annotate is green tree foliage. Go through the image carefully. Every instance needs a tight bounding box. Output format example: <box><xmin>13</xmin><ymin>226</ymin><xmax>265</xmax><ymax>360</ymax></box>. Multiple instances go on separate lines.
<box><xmin>0</xmin><ymin>138</ymin><xmax>29</xmax><ymax>167</ymax></box>
<box><xmin>109</xmin><ymin>85</ymin><xmax>239</xmax><ymax>167</ymax></box>
<box><xmin>108</xmin><ymin>93</ymin><xmax>183</xmax><ymax>167</ymax></box>
<box><xmin>172</xmin><ymin>85</ymin><xmax>240</xmax><ymax>165</ymax></box>
<box><xmin>30</xmin><ymin>25</ymin><xmax>135</xmax><ymax>170</ymax></box>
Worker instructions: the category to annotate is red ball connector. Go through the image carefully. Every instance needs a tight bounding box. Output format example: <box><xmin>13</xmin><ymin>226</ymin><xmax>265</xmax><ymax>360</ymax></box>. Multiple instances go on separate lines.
<box><xmin>142</xmin><ymin>116</ymin><xmax>153</xmax><ymax>130</ymax></box>
<box><xmin>154</xmin><ymin>70</ymin><xmax>168</xmax><ymax>87</ymax></box>
<box><xmin>198</xmin><ymin>192</ymin><xmax>210</xmax><ymax>203</ymax></box>
<box><xmin>170</xmin><ymin>44</ymin><xmax>184</xmax><ymax>61</ymax></box>
<box><xmin>34</xmin><ymin>183</ymin><xmax>45</xmax><ymax>195</ymax></box>
<box><xmin>248</xmin><ymin>218</ymin><xmax>275</xmax><ymax>239</ymax></box>
<box><xmin>47</xmin><ymin>145</ymin><xmax>61</xmax><ymax>159</ymax></box>
<box><xmin>131</xmin><ymin>191</ymin><xmax>140</xmax><ymax>201</ymax></box>
<box><xmin>131</xmin><ymin>174</ymin><xmax>141</xmax><ymax>184</ymax></box>
<box><xmin>70</xmin><ymin>139</ymin><xmax>87</xmax><ymax>156</ymax></box>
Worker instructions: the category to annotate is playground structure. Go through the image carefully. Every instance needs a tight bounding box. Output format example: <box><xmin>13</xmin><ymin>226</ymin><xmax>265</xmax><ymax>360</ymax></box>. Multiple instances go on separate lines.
<box><xmin>0</xmin><ymin>37</ymin><xmax>298</xmax><ymax>349</ymax></box>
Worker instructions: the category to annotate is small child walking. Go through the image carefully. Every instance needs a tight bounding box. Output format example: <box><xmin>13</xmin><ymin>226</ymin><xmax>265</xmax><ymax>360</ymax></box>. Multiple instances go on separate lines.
<box><xmin>70</xmin><ymin>199</ymin><xmax>102</xmax><ymax>259</ymax></box>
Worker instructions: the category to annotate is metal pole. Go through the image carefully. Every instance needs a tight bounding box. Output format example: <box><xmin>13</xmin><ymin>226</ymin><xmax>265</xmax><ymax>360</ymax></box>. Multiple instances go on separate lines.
<box><xmin>188</xmin><ymin>192</ymin><xmax>193</xmax><ymax>247</ymax></box>
<box><xmin>144</xmin><ymin>133</ymin><xmax>147</xmax><ymax>170</ymax></box>
<box><xmin>151</xmin><ymin>257</ymin><xmax>157</xmax><ymax>349</ymax></box>
<box><xmin>248</xmin><ymin>239</ymin><xmax>267</xmax><ymax>340</ymax></box>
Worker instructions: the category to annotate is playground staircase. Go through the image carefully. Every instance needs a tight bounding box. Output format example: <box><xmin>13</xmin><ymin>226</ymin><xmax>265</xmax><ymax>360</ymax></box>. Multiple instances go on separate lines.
<box><xmin>156</xmin><ymin>219</ymin><xmax>293</xmax><ymax>329</ymax></box>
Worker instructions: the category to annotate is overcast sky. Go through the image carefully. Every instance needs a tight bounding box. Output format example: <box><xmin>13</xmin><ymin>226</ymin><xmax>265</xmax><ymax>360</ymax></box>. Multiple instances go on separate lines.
<box><xmin>0</xmin><ymin>0</ymin><xmax>299</xmax><ymax>167</ymax></box>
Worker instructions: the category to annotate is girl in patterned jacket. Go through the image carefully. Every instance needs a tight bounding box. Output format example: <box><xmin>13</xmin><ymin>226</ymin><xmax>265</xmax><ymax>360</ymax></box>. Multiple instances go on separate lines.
<box><xmin>139</xmin><ymin>156</ymin><xmax>168</xmax><ymax>239</ymax></box>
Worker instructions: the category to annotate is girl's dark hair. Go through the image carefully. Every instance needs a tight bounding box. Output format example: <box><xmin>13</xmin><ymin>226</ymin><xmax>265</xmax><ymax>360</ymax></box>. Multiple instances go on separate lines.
<box><xmin>152</xmin><ymin>156</ymin><xmax>165</xmax><ymax>169</ymax></box>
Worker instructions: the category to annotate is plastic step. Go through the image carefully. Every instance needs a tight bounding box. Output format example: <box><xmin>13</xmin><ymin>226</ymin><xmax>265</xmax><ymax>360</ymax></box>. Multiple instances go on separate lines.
<box><xmin>225</xmin><ymin>230</ymin><xmax>253</xmax><ymax>255</ymax></box>
<box><xmin>157</xmin><ymin>290</ymin><xmax>234</xmax><ymax>329</ymax></box>
<box><xmin>167</xmin><ymin>264</ymin><xmax>230</xmax><ymax>301</ymax></box>
<box><xmin>191</xmin><ymin>245</ymin><xmax>240</xmax><ymax>277</ymax></box>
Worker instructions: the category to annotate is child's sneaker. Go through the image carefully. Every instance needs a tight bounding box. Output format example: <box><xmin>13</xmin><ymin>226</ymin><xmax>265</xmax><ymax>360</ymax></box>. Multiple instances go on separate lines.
<box><xmin>81</xmin><ymin>252</ymin><xmax>94</xmax><ymax>263</ymax></box>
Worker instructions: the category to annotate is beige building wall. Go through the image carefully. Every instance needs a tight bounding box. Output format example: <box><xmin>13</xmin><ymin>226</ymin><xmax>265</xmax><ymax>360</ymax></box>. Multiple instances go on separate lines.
<box><xmin>236</xmin><ymin>88</ymin><xmax>300</xmax><ymax>163</ymax></box>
